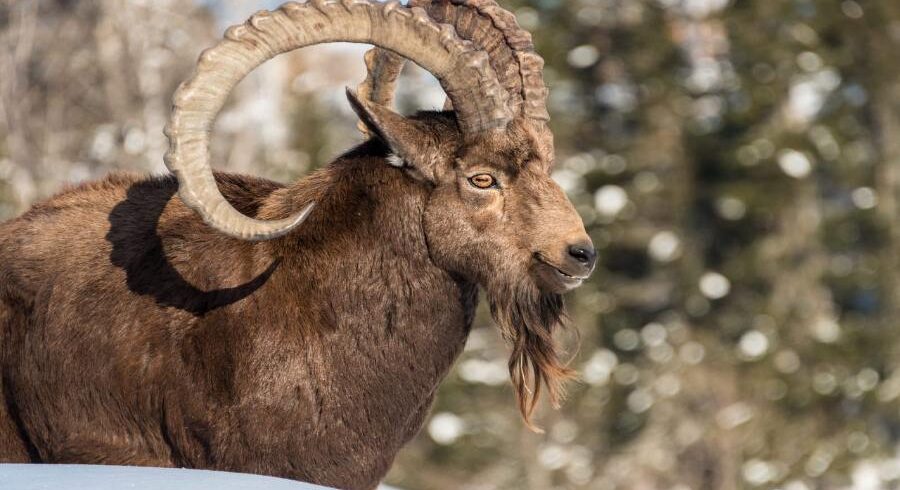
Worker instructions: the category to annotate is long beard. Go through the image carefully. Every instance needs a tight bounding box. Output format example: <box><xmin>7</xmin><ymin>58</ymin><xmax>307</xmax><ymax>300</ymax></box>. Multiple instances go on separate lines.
<box><xmin>488</xmin><ymin>278</ymin><xmax>576</xmax><ymax>431</ymax></box>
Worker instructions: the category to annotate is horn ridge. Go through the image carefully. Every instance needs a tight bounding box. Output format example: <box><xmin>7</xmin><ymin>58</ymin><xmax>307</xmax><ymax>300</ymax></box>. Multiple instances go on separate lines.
<box><xmin>425</xmin><ymin>0</ymin><xmax>555</xmax><ymax>165</ymax></box>
<box><xmin>357</xmin><ymin>0</ymin><xmax>554</xmax><ymax>160</ymax></box>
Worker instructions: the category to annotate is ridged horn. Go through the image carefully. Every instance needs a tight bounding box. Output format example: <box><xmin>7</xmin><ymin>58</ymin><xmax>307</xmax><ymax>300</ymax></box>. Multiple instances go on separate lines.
<box><xmin>165</xmin><ymin>0</ymin><xmax>512</xmax><ymax>241</ymax></box>
<box><xmin>357</xmin><ymin>48</ymin><xmax>405</xmax><ymax>138</ymax></box>
<box><xmin>358</xmin><ymin>0</ymin><xmax>554</xmax><ymax>164</ymax></box>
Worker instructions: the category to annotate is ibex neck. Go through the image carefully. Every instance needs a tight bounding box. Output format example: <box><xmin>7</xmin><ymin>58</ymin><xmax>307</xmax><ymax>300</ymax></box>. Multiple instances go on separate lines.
<box><xmin>252</xmin><ymin>148</ymin><xmax>476</xmax><ymax>472</ymax></box>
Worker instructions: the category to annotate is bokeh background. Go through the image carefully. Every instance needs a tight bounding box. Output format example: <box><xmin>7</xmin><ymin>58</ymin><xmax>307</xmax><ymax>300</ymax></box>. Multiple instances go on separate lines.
<box><xmin>3</xmin><ymin>0</ymin><xmax>900</xmax><ymax>489</ymax></box>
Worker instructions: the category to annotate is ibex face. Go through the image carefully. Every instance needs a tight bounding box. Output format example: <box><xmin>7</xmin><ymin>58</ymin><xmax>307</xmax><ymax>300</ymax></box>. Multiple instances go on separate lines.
<box><xmin>434</xmin><ymin>122</ymin><xmax>596</xmax><ymax>295</ymax></box>
<box><xmin>347</xmin><ymin>95</ymin><xmax>595</xmax><ymax>296</ymax></box>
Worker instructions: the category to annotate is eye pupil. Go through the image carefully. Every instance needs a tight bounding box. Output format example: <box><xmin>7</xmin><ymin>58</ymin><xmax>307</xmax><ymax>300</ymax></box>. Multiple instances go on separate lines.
<box><xmin>470</xmin><ymin>174</ymin><xmax>495</xmax><ymax>189</ymax></box>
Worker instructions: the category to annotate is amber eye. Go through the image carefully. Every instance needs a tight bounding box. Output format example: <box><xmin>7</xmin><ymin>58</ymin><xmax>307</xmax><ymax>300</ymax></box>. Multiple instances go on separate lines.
<box><xmin>468</xmin><ymin>173</ymin><xmax>497</xmax><ymax>189</ymax></box>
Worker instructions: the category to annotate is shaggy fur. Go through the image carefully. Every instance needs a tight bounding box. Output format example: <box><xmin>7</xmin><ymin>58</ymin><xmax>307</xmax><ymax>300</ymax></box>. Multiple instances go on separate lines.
<box><xmin>0</xmin><ymin>109</ymin><xmax>592</xmax><ymax>489</ymax></box>
<box><xmin>489</xmin><ymin>279</ymin><xmax>574</xmax><ymax>427</ymax></box>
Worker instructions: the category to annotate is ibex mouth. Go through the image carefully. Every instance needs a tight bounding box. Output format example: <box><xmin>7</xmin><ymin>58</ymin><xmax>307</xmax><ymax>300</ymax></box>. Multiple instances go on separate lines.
<box><xmin>552</xmin><ymin>268</ymin><xmax>587</xmax><ymax>285</ymax></box>
<box><xmin>533</xmin><ymin>253</ymin><xmax>588</xmax><ymax>290</ymax></box>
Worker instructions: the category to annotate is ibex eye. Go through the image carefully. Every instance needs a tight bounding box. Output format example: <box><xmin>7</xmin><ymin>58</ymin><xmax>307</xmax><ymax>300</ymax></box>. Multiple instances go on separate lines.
<box><xmin>469</xmin><ymin>174</ymin><xmax>497</xmax><ymax>189</ymax></box>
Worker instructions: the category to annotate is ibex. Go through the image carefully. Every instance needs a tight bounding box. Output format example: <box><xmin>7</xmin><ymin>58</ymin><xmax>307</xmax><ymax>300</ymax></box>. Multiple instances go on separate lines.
<box><xmin>0</xmin><ymin>0</ymin><xmax>595</xmax><ymax>488</ymax></box>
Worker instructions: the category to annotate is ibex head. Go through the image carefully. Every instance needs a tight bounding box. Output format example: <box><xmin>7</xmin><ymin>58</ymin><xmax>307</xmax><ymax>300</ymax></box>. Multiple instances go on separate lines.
<box><xmin>164</xmin><ymin>0</ymin><xmax>595</xmax><ymax>427</ymax></box>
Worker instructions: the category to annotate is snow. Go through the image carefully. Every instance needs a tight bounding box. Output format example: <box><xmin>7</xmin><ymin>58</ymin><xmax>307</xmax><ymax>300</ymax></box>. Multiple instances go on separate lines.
<box><xmin>0</xmin><ymin>464</ymin><xmax>332</xmax><ymax>490</ymax></box>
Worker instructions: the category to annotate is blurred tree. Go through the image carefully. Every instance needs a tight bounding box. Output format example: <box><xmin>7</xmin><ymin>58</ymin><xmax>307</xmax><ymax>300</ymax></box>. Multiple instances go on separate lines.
<box><xmin>0</xmin><ymin>0</ymin><xmax>218</xmax><ymax>217</ymax></box>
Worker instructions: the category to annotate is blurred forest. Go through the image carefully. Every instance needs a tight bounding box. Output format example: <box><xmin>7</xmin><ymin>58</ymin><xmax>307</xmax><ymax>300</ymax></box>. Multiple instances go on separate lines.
<box><xmin>3</xmin><ymin>0</ymin><xmax>900</xmax><ymax>489</ymax></box>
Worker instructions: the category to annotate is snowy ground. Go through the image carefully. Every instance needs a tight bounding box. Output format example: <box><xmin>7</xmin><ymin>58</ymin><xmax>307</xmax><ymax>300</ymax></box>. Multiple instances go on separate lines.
<box><xmin>0</xmin><ymin>464</ymin><xmax>332</xmax><ymax>490</ymax></box>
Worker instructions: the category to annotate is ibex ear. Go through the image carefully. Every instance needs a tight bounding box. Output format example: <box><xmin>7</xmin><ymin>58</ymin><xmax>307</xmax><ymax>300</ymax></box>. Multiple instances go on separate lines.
<box><xmin>346</xmin><ymin>88</ymin><xmax>437</xmax><ymax>182</ymax></box>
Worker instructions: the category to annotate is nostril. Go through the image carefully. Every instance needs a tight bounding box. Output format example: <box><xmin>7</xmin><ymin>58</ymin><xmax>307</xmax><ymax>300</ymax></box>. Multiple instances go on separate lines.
<box><xmin>568</xmin><ymin>244</ymin><xmax>597</xmax><ymax>266</ymax></box>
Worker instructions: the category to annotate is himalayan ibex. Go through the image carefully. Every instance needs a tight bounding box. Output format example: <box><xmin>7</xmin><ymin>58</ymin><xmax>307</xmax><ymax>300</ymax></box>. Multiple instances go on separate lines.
<box><xmin>0</xmin><ymin>0</ymin><xmax>596</xmax><ymax>488</ymax></box>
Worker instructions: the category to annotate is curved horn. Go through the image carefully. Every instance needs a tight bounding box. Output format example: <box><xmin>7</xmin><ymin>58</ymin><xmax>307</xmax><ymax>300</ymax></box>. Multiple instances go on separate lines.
<box><xmin>356</xmin><ymin>48</ymin><xmax>404</xmax><ymax>138</ymax></box>
<box><xmin>360</xmin><ymin>0</ymin><xmax>550</xmax><ymax>117</ymax></box>
<box><xmin>426</xmin><ymin>0</ymin><xmax>549</xmax><ymax>121</ymax></box>
<box><xmin>358</xmin><ymin>0</ymin><xmax>554</xmax><ymax>163</ymax></box>
<box><xmin>428</xmin><ymin>0</ymin><xmax>555</xmax><ymax>166</ymax></box>
<box><xmin>165</xmin><ymin>0</ymin><xmax>512</xmax><ymax>241</ymax></box>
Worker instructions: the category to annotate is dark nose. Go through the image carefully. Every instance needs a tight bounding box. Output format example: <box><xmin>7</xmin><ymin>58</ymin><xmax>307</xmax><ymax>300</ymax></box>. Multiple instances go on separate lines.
<box><xmin>567</xmin><ymin>243</ymin><xmax>597</xmax><ymax>270</ymax></box>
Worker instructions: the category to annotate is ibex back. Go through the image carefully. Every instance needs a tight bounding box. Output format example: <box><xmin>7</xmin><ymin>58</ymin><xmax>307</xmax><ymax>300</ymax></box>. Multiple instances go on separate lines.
<box><xmin>0</xmin><ymin>1</ymin><xmax>595</xmax><ymax>489</ymax></box>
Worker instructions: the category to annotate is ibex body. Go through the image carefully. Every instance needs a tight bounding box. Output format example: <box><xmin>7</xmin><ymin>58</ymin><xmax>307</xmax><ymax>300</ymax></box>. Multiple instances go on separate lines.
<box><xmin>0</xmin><ymin>1</ymin><xmax>595</xmax><ymax>489</ymax></box>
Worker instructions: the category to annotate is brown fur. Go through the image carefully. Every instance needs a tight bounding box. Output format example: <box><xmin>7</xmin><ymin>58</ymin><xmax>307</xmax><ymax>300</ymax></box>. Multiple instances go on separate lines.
<box><xmin>0</xmin><ymin>109</ymin><xmax>592</xmax><ymax>488</ymax></box>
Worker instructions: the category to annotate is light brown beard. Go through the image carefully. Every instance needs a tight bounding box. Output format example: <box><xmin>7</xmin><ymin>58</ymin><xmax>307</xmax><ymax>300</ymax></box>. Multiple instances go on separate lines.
<box><xmin>488</xmin><ymin>278</ymin><xmax>577</xmax><ymax>432</ymax></box>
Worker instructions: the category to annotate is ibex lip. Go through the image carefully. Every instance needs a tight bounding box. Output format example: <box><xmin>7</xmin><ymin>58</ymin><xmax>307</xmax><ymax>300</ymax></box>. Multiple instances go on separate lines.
<box><xmin>534</xmin><ymin>254</ymin><xmax>589</xmax><ymax>285</ymax></box>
